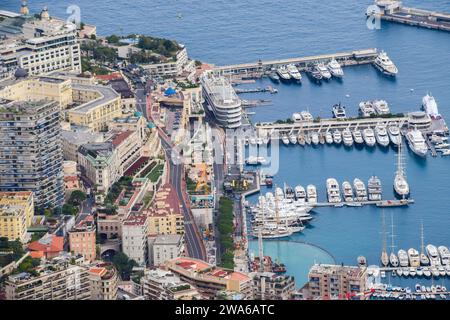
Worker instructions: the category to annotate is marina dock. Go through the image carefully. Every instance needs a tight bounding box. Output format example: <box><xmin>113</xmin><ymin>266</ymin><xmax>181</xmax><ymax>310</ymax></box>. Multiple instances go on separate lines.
<box><xmin>373</xmin><ymin>1</ymin><xmax>450</xmax><ymax>32</ymax></box>
<box><xmin>313</xmin><ymin>199</ymin><xmax>414</xmax><ymax>208</ymax></box>
<box><xmin>213</xmin><ymin>48</ymin><xmax>379</xmax><ymax>75</ymax></box>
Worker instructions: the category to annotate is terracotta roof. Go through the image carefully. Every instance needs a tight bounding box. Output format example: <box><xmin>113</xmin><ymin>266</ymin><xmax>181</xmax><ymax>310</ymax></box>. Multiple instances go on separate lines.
<box><xmin>28</xmin><ymin>235</ymin><xmax>64</xmax><ymax>254</ymax></box>
<box><xmin>29</xmin><ymin>251</ymin><xmax>44</xmax><ymax>259</ymax></box>
<box><xmin>95</xmin><ymin>72</ymin><xmax>122</xmax><ymax>81</ymax></box>
<box><xmin>111</xmin><ymin>130</ymin><xmax>133</xmax><ymax>147</ymax></box>
<box><xmin>64</xmin><ymin>175</ymin><xmax>78</xmax><ymax>182</ymax></box>
<box><xmin>89</xmin><ymin>267</ymin><xmax>107</xmax><ymax>277</ymax></box>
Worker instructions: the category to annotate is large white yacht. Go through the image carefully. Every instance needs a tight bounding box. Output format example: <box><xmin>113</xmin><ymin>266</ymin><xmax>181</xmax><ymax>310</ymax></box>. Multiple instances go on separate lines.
<box><xmin>306</xmin><ymin>185</ymin><xmax>317</xmax><ymax>204</ymax></box>
<box><xmin>438</xmin><ymin>246</ymin><xmax>450</xmax><ymax>265</ymax></box>
<box><xmin>332</xmin><ymin>103</ymin><xmax>346</xmax><ymax>119</ymax></box>
<box><xmin>359</xmin><ymin>101</ymin><xmax>376</xmax><ymax>117</ymax></box>
<box><xmin>398</xmin><ymin>249</ymin><xmax>409</xmax><ymax>267</ymax></box>
<box><xmin>352</xmin><ymin>130</ymin><xmax>364</xmax><ymax>144</ymax></box>
<box><xmin>375</xmin><ymin>125</ymin><xmax>390</xmax><ymax>147</ymax></box>
<box><xmin>342</xmin><ymin>181</ymin><xmax>354</xmax><ymax>202</ymax></box>
<box><xmin>388</xmin><ymin>124</ymin><xmax>402</xmax><ymax>146</ymax></box>
<box><xmin>300</xmin><ymin>111</ymin><xmax>314</xmax><ymax>121</ymax></box>
<box><xmin>316</xmin><ymin>63</ymin><xmax>332</xmax><ymax>80</ymax></box>
<box><xmin>332</xmin><ymin>130</ymin><xmax>342</xmax><ymax>144</ymax></box>
<box><xmin>367</xmin><ymin>176</ymin><xmax>382</xmax><ymax>201</ymax></box>
<box><xmin>277</xmin><ymin>66</ymin><xmax>292</xmax><ymax>80</ymax></box>
<box><xmin>353</xmin><ymin>178</ymin><xmax>368</xmax><ymax>201</ymax></box>
<box><xmin>394</xmin><ymin>142</ymin><xmax>410</xmax><ymax>198</ymax></box>
<box><xmin>326</xmin><ymin>178</ymin><xmax>341</xmax><ymax>203</ymax></box>
<box><xmin>201</xmin><ymin>72</ymin><xmax>242</xmax><ymax>129</ymax></box>
<box><xmin>407</xmin><ymin>248</ymin><xmax>420</xmax><ymax>268</ymax></box>
<box><xmin>406</xmin><ymin>130</ymin><xmax>428</xmax><ymax>157</ymax></box>
<box><xmin>287</xmin><ymin>64</ymin><xmax>302</xmax><ymax>81</ymax></box>
<box><xmin>342</xmin><ymin>129</ymin><xmax>354</xmax><ymax>147</ymax></box>
<box><xmin>374</xmin><ymin>51</ymin><xmax>398</xmax><ymax>76</ymax></box>
<box><xmin>373</xmin><ymin>100</ymin><xmax>390</xmax><ymax>115</ymax></box>
<box><xmin>327</xmin><ymin>59</ymin><xmax>344</xmax><ymax>78</ymax></box>
<box><xmin>422</xmin><ymin>93</ymin><xmax>441</xmax><ymax>120</ymax></box>
<box><xmin>363</xmin><ymin>128</ymin><xmax>376</xmax><ymax>147</ymax></box>
<box><xmin>325</xmin><ymin>131</ymin><xmax>333</xmax><ymax>144</ymax></box>
<box><xmin>294</xmin><ymin>185</ymin><xmax>306</xmax><ymax>203</ymax></box>
<box><xmin>426</xmin><ymin>244</ymin><xmax>441</xmax><ymax>266</ymax></box>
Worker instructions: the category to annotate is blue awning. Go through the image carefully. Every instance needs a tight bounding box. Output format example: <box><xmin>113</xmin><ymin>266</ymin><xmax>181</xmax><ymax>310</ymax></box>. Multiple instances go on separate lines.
<box><xmin>164</xmin><ymin>87</ymin><xmax>176</xmax><ymax>96</ymax></box>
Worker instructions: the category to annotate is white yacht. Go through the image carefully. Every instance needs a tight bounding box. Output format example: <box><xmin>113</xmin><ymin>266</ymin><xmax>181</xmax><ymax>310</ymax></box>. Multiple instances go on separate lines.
<box><xmin>282</xmin><ymin>134</ymin><xmax>290</xmax><ymax>145</ymax></box>
<box><xmin>363</xmin><ymin>128</ymin><xmax>376</xmax><ymax>147</ymax></box>
<box><xmin>406</xmin><ymin>130</ymin><xmax>428</xmax><ymax>157</ymax></box>
<box><xmin>306</xmin><ymin>185</ymin><xmax>317</xmax><ymax>204</ymax></box>
<box><xmin>394</xmin><ymin>142</ymin><xmax>410</xmax><ymax>198</ymax></box>
<box><xmin>342</xmin><ymin>181</ymin><xmax>354</xmax><ymax>202</ymax></box>
<box><xmin>352</xmin><ymin>130</ymin><xmax>364</xmax><ymax>144</ymax></box>
<box><xmin>289</xmin><ymin>133</ymin><xmax>297</xmax><ymax>145</ymax></box>
<box><xmin>373</xmin><ymin>51</ymin><xmax>398</xmax><ymax>76</ymax></box>
<box><xmin>367</xmin><ymin>176</ymin><xmax>382</xmax><ymax>201</ymax></box>
<box><xmin>325</xmin><ymin>131</ymin><xmax>333</xmax><ymax>144</ymax></box>
<box><xmin>397</xmin><ymin>249</ymin><xmax>409</xmax><ymax>267</ymax></box>
<box><xmin>390</xmin><ymin>252</ymin><xmax>399</xmax><ymax>268</ymax></box>
<box><xmin>326</xmin><ymin>178</ymin><xmax>341</xmax><ymax>203</ymax></box>
<box><xmin>327</xmin><ymin>59</ymin><xmax>344</xmax><ymax>78</ymax></box>
<box><xmin>342</xmin><ymin>129</ymin><xmax>354</xmax><ymax>147</ymax></box>
<box><xmin>353</xmin><ymin>178</ymin><xmax>368</xmax><ymax>201</ymax></box>
<box><xmin>297</xmin><ymin>133</ymin><xmax>305</xmax><ymax>146</ymax></box>
<box><xmin>359</xmin><ymin>101</ymin><xmax>376</xmax><ymax>117</ymax></box>
<box><xmin>287</xmin><ymin>64</ymin><xmax>302</xmax><ymax>81</ymax></box>
<box><xmin>311</xmin><ymin>132</ymin><xmax>320</xmax><ymax>145</ymax></box>
<box><xmin>438</xmin><ymin>246</ymin><xmax>450</xmax><ymax>265</ymax></box>
<box><xmin>422</xmin><ymin>93</ymin><xmax>441</xmax><ymax>120</ymax></box>
<box><xmin>253</xmin><ymin>225</ymin><xmax>293</xmax><ymax>239</ymax></box>
<box><xmin>292</xmin><ymin>112</ymin><xmax>302</xmax><ymax>122</ymax></box>
<box><xmin>373</xmin><ymin>100</ymin><xmax>390</xmax><ymax>115</ymax></box>
<box><xmin>300</xmin><ymin>111</ymin><xmax>314</xmax><ymax>121</ymax></box>
<box><xmin>426</xmin><ymin>245</ymin><xmax>441</xmax><ymax>266</ymax></box>
<box><xmin>408</xmin><ymin>248</ymin><xmax>421</xmax><ymax>267</ymax></box>
<box><xmin>277</xmin><ymin>66</ymin><xmax>291</xmax><ymax>80</ymax></box>
<box><xmin>294</xmin><ymin>185</ymin><xmax>306</xmax><ymax>203</ymax></box>
<box><xmin>375</xmin><ymin>125</ymin><xmax>390</xmax><ymax>147</ymax></box>
<box><xmin>316</xmin><ymin>63</ymin><xmax>332</xmax><ymax>80</ymax></box>
<box><xmin>332</xmin><ymin>103</ymin><xmax>346</xmax><ymax>119</ymax></box>
<box><xmin>388</xmin><ymin>124</ymin><xmax>402</xmax><ymax>146</ymax></box>
<box><xmin>332</xmin><ymin>130</ymin><xmax>342</xmax><ymax>144</ymax></box>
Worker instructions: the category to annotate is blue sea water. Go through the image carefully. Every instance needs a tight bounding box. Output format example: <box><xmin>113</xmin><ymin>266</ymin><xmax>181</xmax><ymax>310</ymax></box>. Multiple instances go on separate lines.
<box><xmin>3</xmin><ymin>0</ymin><xmax>449</xmax><ymax>288</ymax></box>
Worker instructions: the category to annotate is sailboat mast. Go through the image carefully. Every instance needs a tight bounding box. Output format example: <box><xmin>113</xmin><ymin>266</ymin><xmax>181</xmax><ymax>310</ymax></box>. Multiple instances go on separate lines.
<box><xmin>420</xmin><ymin>221</ymin><xmax>425</xmax><ymax>254</ymax></box>
<box><xmin>258</xmin><ymin>229</ymin><xmax>264</xmax><ymax>272</ymax></box>
<box><xmin>390</xmin><ymin>213</ymin><xmax>396</xmax><ymax>254</ymax></box>
<box><xmin>382</xmin><ymin>210</ymin><xmax>387</xmax><ymax>253</ymax></box>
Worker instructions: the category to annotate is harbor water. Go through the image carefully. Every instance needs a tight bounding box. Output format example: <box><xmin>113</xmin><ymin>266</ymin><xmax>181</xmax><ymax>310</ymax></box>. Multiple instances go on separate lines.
<box><xmin>5</xmin><ymin>0</ymin><xmax>450</xmax><ymax>288</ymax></box>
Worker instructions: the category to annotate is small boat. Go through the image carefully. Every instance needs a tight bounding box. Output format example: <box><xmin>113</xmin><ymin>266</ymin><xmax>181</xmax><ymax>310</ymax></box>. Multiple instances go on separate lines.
<box><xmin>319</xmin><ymin>133</ymin><xmax>325</xmax><ymax>145</ymax></box>
<box><xmin>269</xmin><ymin>72</ymin><xmax>280</xmax><ymax>82</ymax></box>
<box><xmin>416</xmin><ymin>267</ymin><xmax>423</xmax><ymax>276</ymax></box>
<box><xmin>305</xmin><ymin>134</ymin><xmax>311</xmax><ymax>145</ymax></box>
<box><xmin>332</xmin><ymin>130</ymin><xmax>342</xmax><ymax>144</ymax></box>
<box><xmin>398</xmin><ymin>249</ymin><xmax>409</xmax><ymax>267</ymax></box>
<box><xmin>406</xmin><ymin>130</ymin><xmax>428</xmax><ymax>157</ymax></box>
<box><xmin>426</xmin><ymin>244</ymin><xmax>441</xmax><ymax>266</ymax></box>
<box><xmin>300</xmin><ymin>111</ymin><xmax>314</xmax><ymax>121</ymax></box>
<box><xmin>357</xmin><ymin>256</ymin><xmax>367</xmax><ymax>267</ymax></box>
<box><xmin>294</xmin><ymin>185</ymin><xmax>306</xmax><ymax>203</ymax></box>
<box><xmin>325</xmin><ymin>131</ymin><xmax>333</xmax><ymax>144</ymax></box>
<box><xmin>423</xmin><ymin>267</ymin><xmax>431</xmax><ymax>277</ymax></box>
<box><xmin>431</xmin><ymin>267</ymin><xmax>440</xmax><ymax>277</ymax></box>
<box><xmin>282</xmin><ymin>134</ymin><xmax>290</xmax><ymax>145</ymax></box>
<box><xmin>408</xmin><ymin>248</ymin><xmax>421</xmax><ymax>267</ymax></box>
<box><xmin>437</xmin><ymin>246</ymin><xmax>450</xmax><ymax>265</ymax></box>
<box><xmin>402</xmin><ymin>267</ymin><xmax>409</xmax><ymax>277</ymax></box>
<box><xmin>352</xmin><ymin>130</ymin><xmax>364</xmax><ymax>144</ymax></box>
<box><xmin>306</xmin><ymin>184</ymin><xmax>317</xmax><ymax>204</ymax></box>
<box><xmin>311</xmin><ymin>132</ymin><xmax>320</xmax><ymax>145</ymax></box>
<box><xmin>363</xmin><ymin>128</ymin><xmax>376</xmax><ymax>147</ymax></box>
<box><xmin>327</xmin><ymin>59</ymin><xmax>344</xmax><ymax>78</ymax></box>
<box><xmin>289</xmin><ymin>134</ymin><xmax>297</xmax><ymax>145</ymax></box>
<box><xmin>305</xmin><ymin>65</ymin><xmax>322</xmax><ymax>82</ymax></box>
<box><xmin>332</xmin><ymin>103</ymin><xmax>346</xmax><ymax>119</ymax></box>
<box><xmin>326</xmin><ymin>178</ymin><xmax>341</xmax><ymax>203</ymax></box>
<box><xmin>292</xmin><ymin>113</ymin><xmax>302</xmax><ymax>122</ymax></box>
<box><xmin>409</xmin><ymin>267</ymin><xmax>416</xmax><ymax>277</ymax></box>
<box><xmin>297</xmin><ymin>134</ymin><xmax>305</xmax><ymax>146</ymax></box>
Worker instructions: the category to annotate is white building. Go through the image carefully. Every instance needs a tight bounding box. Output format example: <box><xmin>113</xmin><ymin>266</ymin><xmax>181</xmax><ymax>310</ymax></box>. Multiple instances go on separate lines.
<box><xmin>148</xmin><ymin>234</ymin><xmax>184</xmax><ymax>266</ymax></box>
<box><xmin>141</xmin><ymin>47</ymin><xmax>194</xmax><ymax>79</ymax></box>
<box><xmin>122</xmin><ymin>214</ymin><xmax>149</xmax><ymax>266</ymax></box>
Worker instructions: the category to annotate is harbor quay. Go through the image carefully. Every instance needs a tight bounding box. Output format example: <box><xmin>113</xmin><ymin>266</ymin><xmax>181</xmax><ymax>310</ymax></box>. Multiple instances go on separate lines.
<box><xmin>213</xmin><ymin>48</ymin><xmax>379</xmax><ymax>76</ymax></box>
<box><xmin>371</xmin><ymin>0</ymin><xmax>450</xmax><ymax>32</ymax></box>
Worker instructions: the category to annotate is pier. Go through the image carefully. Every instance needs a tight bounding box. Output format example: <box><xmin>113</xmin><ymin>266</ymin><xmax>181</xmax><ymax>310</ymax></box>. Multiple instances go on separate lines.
<box><xmin>313</xmin><ymin>199</ymin><xmax>414</xmax><ymax>208</ymax></box>
<box><xmin>213</xmin><ymin>48</ymin><xmax>379</xmax><ymax>75</ymax></box>
<box><xmin>373</xmin><ymin>1</ymin><xmax>450</xmax><ymax>32</ymax></box>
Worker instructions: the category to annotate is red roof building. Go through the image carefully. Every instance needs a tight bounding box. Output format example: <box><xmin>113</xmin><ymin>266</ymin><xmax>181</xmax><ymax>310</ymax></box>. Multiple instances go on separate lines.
<box><xmin>28</xmin><ymin>234</ymin><xmax>64</xmax><ymax>259</ymax></box>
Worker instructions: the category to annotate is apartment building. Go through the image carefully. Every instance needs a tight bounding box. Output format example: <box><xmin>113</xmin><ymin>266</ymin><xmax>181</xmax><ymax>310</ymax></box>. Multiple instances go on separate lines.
<box><xmin>0</xmin><ymin>9</ymin><xmax>81</xmax><ymax>78</ymax></box>
<box><xmin>148</xmin><ymin>234</ymin><xmax>184</xmax><ymax>266</ymax></box>
<box><xmin>166</xmin><ymin>257</ymin><xmax>253</xmax><ymax>299</ymax></box>
<box><xmin>68</xmin><ymin>84</ymin><xmax>122</xmax><ymax>131</ymax></box>
<box><xmin>140</xmin><ymin>268</ymin><xmax>201</xmax><ymax>300</ymax></box>
<box><xmin>88</xmin><ymin>263</ymin><xmax>119</xmax><ymax>300</ymax></box>
<box><xmin>0</xmin><ymin>99</ymin><xmax>64</xmax><ymax>208</ymax></box>
<box><xmin>252</xmin><ymin>272</ymin><xmax>296</xmax><ymax>300</ymax></box>
<box><xmin>61</xmin><ymin>129</ymin><xmax>104</xmax><ymax>162</ymax></box>
<box><xmin>0</xmin><ymin>191</ymin><xmax>34</xmax><ymax>242</ymax></box>
<box><xmin>122</xmin><ymin>213</ymin><xmax>149</xmax><ymax>266</ymax></box>
<box><xmin>143</xmin><ymin>183</ymin><xmax>184</xmax><ymax>236</ymax></box>
<box><xmin>142</xmin><ymin>47</ymin><xmax>194</xmax><ymax>79</ymax></box>
<box><xmin>5</xmin><ymin>256</ymin><xmax>90</xmax><ymax>300</ymax></box>
<box><xmin>306</xmin><ymin>264</ymin><xmax>368</xmax><ymax>300</ymax></box>
<box><xmin>110</xmin><ymin>130</ymin><xmax>142</xmax><ymax>175</ymax></box>
<box><xmin>69</xmin><ymin>215</ymin><xmax>97</xmax><ymax>262</ymax></box>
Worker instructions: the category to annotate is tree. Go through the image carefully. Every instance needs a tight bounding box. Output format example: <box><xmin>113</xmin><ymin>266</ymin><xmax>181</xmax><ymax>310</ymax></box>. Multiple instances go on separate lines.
<box><xmin>68</xmin><ymin>190</ymin><xmax>87</xmax><ymax>206</ymax></box>
<box><xmin>62</xmin><ymin>204</ymin><xmax>77</xmax><ymax>216</ymax></box>
<box><xmin>112</xmin><ymin>252</ymin><xmax>138</xmax><ymax>280</ymax></box>
<box><xmin>106</xmin><ymin>34</ymin><xmax>120</xmax><ymax>44</ymax></box>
